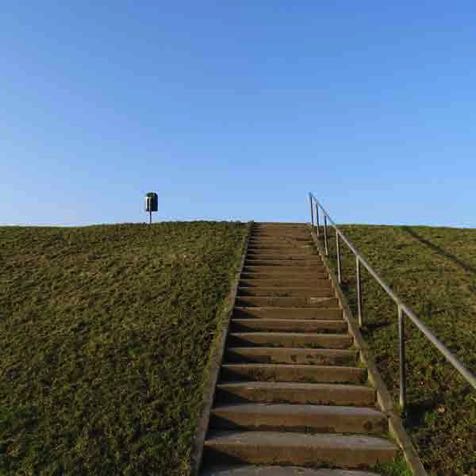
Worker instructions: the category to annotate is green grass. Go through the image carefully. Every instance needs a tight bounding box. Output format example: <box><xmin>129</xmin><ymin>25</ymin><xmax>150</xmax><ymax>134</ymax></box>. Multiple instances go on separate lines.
<box><xmin>325</xmin><ymin>225</ymin><xmax>476</xmax><ymax>475</ymax></box>
<box><xmin>0</xmin><ymin>222</ymin><xmax>246</xmax><ymax>475</ymax></box>
<box><xmin>374</xmin><ymin>457</ymin><xmax>412</xmax><ymax>476</ymax></box>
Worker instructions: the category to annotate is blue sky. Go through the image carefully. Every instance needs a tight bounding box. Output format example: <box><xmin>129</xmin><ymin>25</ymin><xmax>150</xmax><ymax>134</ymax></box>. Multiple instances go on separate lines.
<box><xmin>1</xmin><ymin>1</ymin><xmax>475</xmax><ymax>226</ymax></box>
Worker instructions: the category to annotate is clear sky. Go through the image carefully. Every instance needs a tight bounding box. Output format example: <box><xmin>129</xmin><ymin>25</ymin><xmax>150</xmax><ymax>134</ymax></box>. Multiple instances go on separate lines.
<box><xmin>1</xmin><ymin>1</ymin><xmax>475</xmax><ymax>226</ymax></box>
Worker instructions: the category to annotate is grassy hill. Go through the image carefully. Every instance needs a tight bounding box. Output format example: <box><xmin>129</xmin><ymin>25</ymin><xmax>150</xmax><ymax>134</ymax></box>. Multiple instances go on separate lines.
<box><xmin>2</xmin><ymin>220</ymin><xmax>475</xmax><ymax>475</ymax></box>
<box><xmin>0</xmin><ymin>222</ymin><xmax>246</xmax><ymax>474</ymax></box>
<box><xmin>326</xmin><ymin>225</ymin><xmax>476</xmax><ymax>476</ymax></box>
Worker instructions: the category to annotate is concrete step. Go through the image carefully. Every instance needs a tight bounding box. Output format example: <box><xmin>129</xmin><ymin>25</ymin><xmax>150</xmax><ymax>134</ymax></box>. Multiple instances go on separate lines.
<box><xmin>246</xmin><ymin>253</ymin><xmax>316</xmax><ymax>260</ymax></box>
<box><xmin>246</xmin><ymin>250</ymin><xmax>322</xmax><ymax>263</ymax></box>
<box><xmin>245</xmin><ymin>252</ymin><xmax>318</xmax><ymax>258</ymax></box>
<box><xmin>238</xmin><ymin>287</ymin><xmax>334</xmax><ymax>298</ymax></box>
<box><xmin>220</xmin><ymin>364</ymin><xmax>366</xmax><ymax>384</ymax></box>
<box><xmin>243</xmin><ymin>265</ymin><xmax>325</xmax><ymax>272</ymax></box>
<box><xmin>247</xmin><ymin>246</ymin><xmax>314</xmax><ymax>252</ymax></box>
<box><xmin>233</xmin><ymin>307</ymin><xmax>342</xmax><ymax>320</ymax></box>
<box><xmin>252</xmin><ymin>226</ymin><xmax>308</xmax><ymax>231</ymax></box>
<box><xmin>248</xmin><ymin>239</ymin><xmax>313</xmax><ymax>246</ymax></box>
<box><xmin>227</xmin><ymin>332</ymin><xmax>353</xmax><ymax>349</ymax></box>
<box><xmin>225</xmin><ymin>347</ymin><xmax>357</xmax><ymax>365</ymax></box>
<box><xmin>246</xmin><ymin>242</ymin><xmax>319</xmax><ymax>256</ymax></box>
<box><xmin>230</xmin><ymin>319</ymin><xmax>347</xmax><ymax>333</ymax></box>
<box><xmin>245</xmin><ymin>258</ymin><xmax>322</xmax><ymax>266</ymax></box>
<box><xmin>252</xmin><ymin>222</ymin><xmax>304</xmax><ymax>225</ymax></box>
<box><xmin>251</xmin><ymin>236</ymin><xmax>311</xmax><ymax>242</ymax></box>
<box><xmin>203</xmin><ymin>430</ymin><xmax>397</xmax><ymax>468</ymax></box>
<box><xmin>241</xmin><ymin>270</ymin><xmax>329</xmax><ymax>279</ymax></box>
<box><xmin>251</xmin><ymin>230</ymin><xmax>310</xmax><ymax>235</ymax></box>
<box><xmin>239</xmin><ymin>278</ymin><xmax>332</xmax><ymax>289</ymax></box>
<box><xmin>215</xmin><ymin>382</ymin><xmax>376</xmax><ymax>406</ymax></box>
<box><xmin>202</xmin><ymin>466</ymin><xmax>379</xmax><ymax>476</ymax></box>
<box><xmin>243</xmin><ymin>267</ymin><xmax>327</xmax><ymax>276</ymax></box>
<box><xmin>236</xmin><ymin>296</ymin><xmax>338</xmax><ymax>308</ymax></box>
<box><xmin>252</xmin><ymin>224</ymin><xmax>307</xmax><ymax>229</ymax></box>
<box><xmin>209</xmin><ymin>403</ymin><xmax>387</xmax><ymax>435</ymax></box>
<box><xmin>248</xmin><ymin>239</ymin><xmax>312</xmax><ymax>245</ymax></box>
<box><xmin>246</xmin><ymin>255</ymin><xmax>320</xmax><ymax>261</ymax></box>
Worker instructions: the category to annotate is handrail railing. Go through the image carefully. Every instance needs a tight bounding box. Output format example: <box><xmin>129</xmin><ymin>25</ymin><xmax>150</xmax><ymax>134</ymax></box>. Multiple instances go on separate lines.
<box><xmin>309</xmin><ymin>193</ymin><xmax>476</xmax><ymax>411</ymax></box>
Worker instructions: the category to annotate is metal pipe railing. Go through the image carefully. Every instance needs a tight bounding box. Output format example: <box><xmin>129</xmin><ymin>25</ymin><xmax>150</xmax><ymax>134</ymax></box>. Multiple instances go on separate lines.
<box><xmin>308</xmin><ymin>192</ymin><xmax>476</xmax><ymax>411</ymax></box>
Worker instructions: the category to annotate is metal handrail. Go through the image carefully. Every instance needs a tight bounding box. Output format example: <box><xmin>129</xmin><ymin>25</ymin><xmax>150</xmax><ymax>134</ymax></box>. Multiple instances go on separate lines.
<box><xmin>309</xmin><ymin>193</ymin><xmax>476</xmax><ymax>410</ymax></box>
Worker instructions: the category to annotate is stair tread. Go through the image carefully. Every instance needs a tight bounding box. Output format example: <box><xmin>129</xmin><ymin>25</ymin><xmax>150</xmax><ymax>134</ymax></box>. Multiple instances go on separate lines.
<box><xmin>230</xmin><ymin>332</ymin><xmax>350</xmax><ymax>338</ymax></box>
<box><xmin>239</xmin><ymin>280</ymin><xmax>331</xmax><ymax>286</ymax></box>
<box><xmin>203</xmin><ymin>430</ymin><xmax>397</xmax><ymax>468</ymax></box>
<box><xmin>222</xmin><ymin>363</ymin><xmax>363</xmax><ymax>371</ymax></box>
<box><xmin>227</xmin><ymin>347</ymin><xmax>355</xmax><ymax>355</ymax></box>
<box><xmin>236</xmin><ymin>297</ymin><xmax>339</xmax><ymax>308</ymax></box>
<box><xmin>217</xmin><ymin>381</ymin><xmax>372</xmax><ymax>392</ymax></box>
<box><xmin>212</xmin><ymin>403</ymin><xmax>383</xmax><ymax>418</ymax></box>
<box><xmin>209</xmin><ymin>402</ymin><xmax>387</xmax><ymax>435</ymax></box>
<box><xmin>246</xmin><ymin>255</ymin><xmax>318</xmax><ymax>258</ymax></box>
<box><xmin>233</xmin><ymin>307</ymin><xmax>342</xmax><ymax>320</ymax></box>
<box><xmin>238</xmin><ymin>289</ymin><xmax>334</xmax><ymax>298</ymax></box>
<box><xmin>231</xmin><ymin>319</ymin><xmax>345</xmax><ymax>324</ymax></box>
<box><xmin>205</xmin><ymin>429</ymin><xmax>398</xmax><ymax>451</ymax></box>
<box><xmin>238</xmin><ymin>287</ymin><xmax>332</xmax><ymax>294</ymax></box>
<box><xmin>225</xmin><ymin>347</ymin><xmax>357</xmax><ymax>365</ymax></box>
<box><xmin>228</xmin><ymin>333</ymin><xmax>353</xmax><ymax>350</ymax></box>
<box><xmin>202</xmin><ymin>466</ymin><xmax>379</xmax><ymax>476</ymax></box>
<box><xmin>234</xmin><ymin>307</ymin><xmax>340</xmax><ymax>312</ymax></box>
<box><xmin>220</xmin><ymin>363</ymin><xmax>366</xmax><ymax>384</ymax></box>
<box><xmin>230</xmin><ymin>319</ymin><xmax>347</xmax><ymax>332</ymax></box>
<box><xmin>238</xmin><ymin>287</ymin><xmax>331</xmax><ymax>290</ymax></box>
<box><xmin>216</xmin><ymin>381</ymin><xmax>375</xmax><ymax>406</ymax></box>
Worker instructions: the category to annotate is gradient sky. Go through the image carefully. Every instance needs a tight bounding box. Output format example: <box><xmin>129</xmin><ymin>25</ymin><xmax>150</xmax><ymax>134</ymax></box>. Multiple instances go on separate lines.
<box><xmin>1</xmin><ymin>1</ymin><xmax>475</xmax><ymax>226</ymax></box>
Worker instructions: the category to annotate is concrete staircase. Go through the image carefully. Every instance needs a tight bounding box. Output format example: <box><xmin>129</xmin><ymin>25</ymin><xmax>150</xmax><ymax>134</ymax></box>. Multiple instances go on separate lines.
<box><xmin>200</xmin><ymin>223</ymin><xmax>398</xmax><ymax>476</ymax></box>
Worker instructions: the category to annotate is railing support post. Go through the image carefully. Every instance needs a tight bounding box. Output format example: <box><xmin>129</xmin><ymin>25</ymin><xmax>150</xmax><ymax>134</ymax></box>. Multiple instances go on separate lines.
<box><xmin>323</xmin><ymin>215</ymin><xmax>329</xmax><ymax>256</ymax></box>
<box><xmin>309</xmin><ymin>193</ymin><xmax>315</xmax><ymax>228</ymax></box>
<box><xmin>398</xmin><ymin>305</ymin><xmax>407</xmax><ymax>413</ymax></box>
<box><xmin>356</xmin><ymin>257</ymin><xmax>363</xmax><ymax>327</ymax></box>
<box><xmin>336</xmin><ymin>231</ymin><xmax>342</xmax><ymax>284</ymax></box>
<box><xmin>315</xmin><ymin>203</ymin><xmax>320</xmax><ymax>237</ymax></box>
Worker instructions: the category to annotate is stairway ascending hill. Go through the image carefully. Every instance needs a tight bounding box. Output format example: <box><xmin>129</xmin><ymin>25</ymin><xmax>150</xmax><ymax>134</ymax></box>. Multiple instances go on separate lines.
<box><xmin>200</xmin><ymin>223</ymin><xmax>398</xmax><ymax>476</ymax></box>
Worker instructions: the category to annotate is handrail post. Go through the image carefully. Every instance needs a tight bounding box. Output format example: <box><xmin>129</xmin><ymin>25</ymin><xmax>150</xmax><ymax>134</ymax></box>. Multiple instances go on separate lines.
<box><xmin>336</xmin><ymin>230</ymin><xmax>342</xmax><ymax>284</ymax></box>
<box><xmin>315</xmin><ymin>202</ymin><xmax>320</xmax><ymax>237</ymax></box>
<box><xmin>323</xmin><ymin>215</ymin><xmax>329</xmax><ymax>256</ymax></box>
<box><xmin>398</xmin><ymin>305</ymin><xmax>407</xmax><ymax>413</ymax></box>
<box><xmin>309</xmin><ymin>193</ymin><xmax>315</xmax><ymax>228</ymax></box>
<box><xmin>356</xmin><ymin>257</ymin><xmax>363</xmax><ymax>327</ymax></box>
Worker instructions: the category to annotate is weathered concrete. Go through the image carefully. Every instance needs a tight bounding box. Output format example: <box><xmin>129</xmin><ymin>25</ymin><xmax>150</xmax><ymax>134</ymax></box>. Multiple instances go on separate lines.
<box><xmin>239</xmin><ymin>278</ymin><xmax>332</xmax><ymax>289</ymax></box>
<box><xmin>245</xmin><ymin>259</ymin><xmax>324</xmax><ymax>267</ymax></box>
<box><xmin>241</xmin><ymin>270</ymin><xmax>329</xmax><ymax>279</ymax></box>
<box><xmin>203</xmin><ymin>431</ymin><xmax>397</xmax><ymax>468</ymax></box>
<box><xmin>198</xmin><ymin>223</ymin><xmax>398</xmax><ymax>474</ymax></box>
<box><xmin>233</xmin><ymin>307</ymin><xmax>342</xmax><ymax>320</ymax></box>
<box><xmin>237</xmin><ymin>287</ymin><xmax>334</xmax><ymax>298</ymax></box>
<box><xmin>215</xmin><ymin>382</ymin><xmax>375</xmax><ymax>406</ymax></box>
<box><xmin>230</xmin><ymin>319</ymin><xmax>347</xmax><ymax>333</ymax></box>
<box><xmin>246</xmin><ymin>253</ymin><xmax>320</xmax><ymax>260</ymax></box>
<box><xmin>225</xmin><ymin>347</ymin><xmax>357</xmax><ymax>365</ymax></box>
<box><xmin>227</xmin><ymin>332</ymin><xmax>352</xmax><ymax>349</ymax></box>
<box><xmin>235</xmin><ymin>296</ymin><xmax>339</xmax><ymax>308</ymax></box>
<box><xmin>203</xmin><ymin>467</ymin><xmax>379</xmax><ymax>476</ymax></box>
<box><xmin>220</xmin><ymin>363</ymin><xmax>366</xmax><ymax>384</ymax></box>
<box><xmin>210</xmin><ymin>403</ymin><xmax>387</xmax><ymax>435</ymax></box>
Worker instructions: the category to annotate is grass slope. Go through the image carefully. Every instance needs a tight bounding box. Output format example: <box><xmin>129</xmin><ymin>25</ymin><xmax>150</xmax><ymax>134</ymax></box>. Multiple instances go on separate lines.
<box><xmin>0</xmin><ymin>222</ymin><xmax>246</xmax><ymax>475</ymax></box>
<box><xmin>326</xmin><ymin>225</ymin><xmax>476</xmax><ymax>476</ymax></box>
